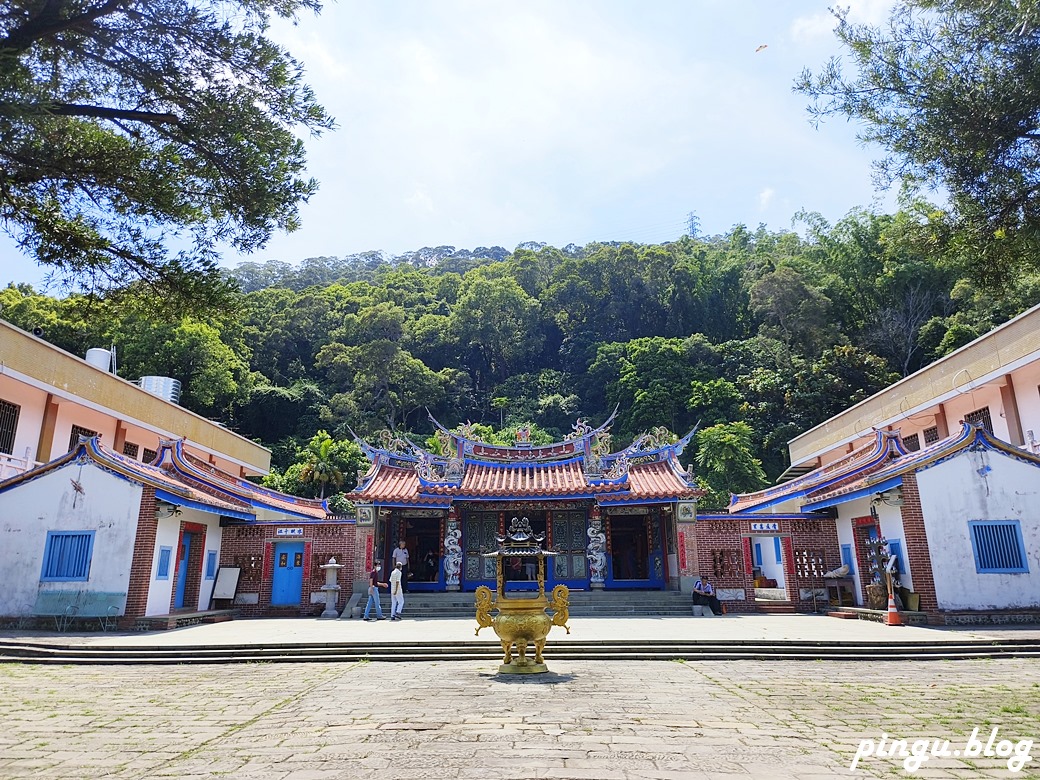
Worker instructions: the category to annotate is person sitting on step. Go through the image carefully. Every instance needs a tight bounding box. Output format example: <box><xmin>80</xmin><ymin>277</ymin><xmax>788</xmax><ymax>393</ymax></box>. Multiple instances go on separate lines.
<box><xmin>692</xmin><ymin>574</ymin><xmax>722</xmax><ymax>616</ymax></box>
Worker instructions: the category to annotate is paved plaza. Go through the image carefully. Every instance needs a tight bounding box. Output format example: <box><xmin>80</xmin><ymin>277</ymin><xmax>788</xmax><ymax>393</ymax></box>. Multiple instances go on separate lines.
<box><xmin>1</xmin><ymin>617</ymin><xmax>1039</xmax><ymax>779</ymax></box>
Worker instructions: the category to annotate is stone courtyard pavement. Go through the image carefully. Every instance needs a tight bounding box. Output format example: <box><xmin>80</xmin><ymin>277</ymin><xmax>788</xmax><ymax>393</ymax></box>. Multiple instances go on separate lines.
<box><xmin>1</xmin><ymin>656</ymin><xmax>1037</xmax><ymax>780</ymax></box>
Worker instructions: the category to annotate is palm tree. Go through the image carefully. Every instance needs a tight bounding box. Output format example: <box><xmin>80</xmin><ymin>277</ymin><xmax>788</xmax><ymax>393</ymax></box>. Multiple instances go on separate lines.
<box><xmin>299</xmin><ymin>431</ymin><xmax>344</xmax><ymax>499</ymax></box>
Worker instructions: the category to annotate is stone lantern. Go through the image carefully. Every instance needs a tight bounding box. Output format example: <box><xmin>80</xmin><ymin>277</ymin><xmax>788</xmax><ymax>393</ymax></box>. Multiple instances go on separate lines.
<box><xmin>318</xmin><ymin>557</ymin><xmax>344</xmax><ymax>619</ymax></box>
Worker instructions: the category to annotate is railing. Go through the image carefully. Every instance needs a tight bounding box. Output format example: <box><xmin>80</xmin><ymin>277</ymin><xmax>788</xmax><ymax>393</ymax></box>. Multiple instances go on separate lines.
<box><xmin>0</xmin><ymin>450</ymin><xmax>39</xmax><ymax>481</ymax></box>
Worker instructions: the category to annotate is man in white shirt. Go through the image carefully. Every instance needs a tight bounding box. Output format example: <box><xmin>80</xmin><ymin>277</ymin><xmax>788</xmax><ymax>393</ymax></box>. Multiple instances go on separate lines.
<box><xmin>389</xmin><ymin>561</ymin><xmax>405</xmax><ymax>620</ymax></box>
<box><xmin>391</xmin><ymin>540</ymin><xmax>410</xmax><ymax>592</ymax></box>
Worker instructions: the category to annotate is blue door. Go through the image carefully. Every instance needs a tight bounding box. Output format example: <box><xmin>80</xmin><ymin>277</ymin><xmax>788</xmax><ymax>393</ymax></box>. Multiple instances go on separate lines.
<box><xmin>271</xmin><ymin>542</ymin><xmax>305</xmax><ymax>606</ymax></box>
<box><xmin>174</xmin><ymin>533</ymin><xmax>192</xmax><ymax>608</ymax></box>
<box><xmin>605</xmin><ymin>513</ymin><xmax>666</xmax><ymax>589</ymax></box>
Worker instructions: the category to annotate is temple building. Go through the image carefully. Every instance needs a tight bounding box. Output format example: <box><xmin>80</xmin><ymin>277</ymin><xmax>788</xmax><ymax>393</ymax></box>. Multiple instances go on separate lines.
<box><xmin>347</xmin><ymin>416</ymin><xmax>703</xmax><ymax>594</ymax></box>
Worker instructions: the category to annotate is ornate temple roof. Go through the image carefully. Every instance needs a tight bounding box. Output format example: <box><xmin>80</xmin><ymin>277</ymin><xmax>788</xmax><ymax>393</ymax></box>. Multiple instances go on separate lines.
<box><xmin>154</xmin><ymin>439</ymin><xmax>328</xmax><ymax>520</ymax></box>
<box><xmin>0</xmin><ymin>436</ymin><xmax>328</xmax><ymax>522</ymax></box>
<box><xmin>728</xmin><ymin>429</ymin><xmax>907</xmax><ymax>514</ymax></box>
<box><xmin>349</xmin><ymin>417</ymin><xmax>703</xmax><ymax>507</ymax></box>
<box><xmin>802</xmin><ymin>423</ymin><xmax>1040</xmax><ymax>509</ymax></box>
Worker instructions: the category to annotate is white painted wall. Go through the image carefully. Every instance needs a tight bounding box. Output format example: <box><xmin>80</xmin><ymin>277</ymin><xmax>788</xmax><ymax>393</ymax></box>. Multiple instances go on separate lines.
<box><xmin>750</xmin><ymin>535</ymin><xmax>785</xmax><ymax>586</ymax></box>
<box><xmin>917</xmin><ymin>449</ymin><xmax>1040</xmax><ymax>610</ymax></box>
<box><xmin>874</xmin><ymin>503</ymin><xmax>912</xmax><ymax>592</ymax></box>
<box><xmin>834</xmin><ymin>505</ymin><xmax>864</xmax><ymax>605</ymax></box>
<box><xmin>0</xmin><ymin>461</ymin><xmax>142</xmax><ymax>616</ymax></box>
<box><xmin>145</xmin><ymin>509</ymin><xmax>223</xmax><ymax>615</ymax></box>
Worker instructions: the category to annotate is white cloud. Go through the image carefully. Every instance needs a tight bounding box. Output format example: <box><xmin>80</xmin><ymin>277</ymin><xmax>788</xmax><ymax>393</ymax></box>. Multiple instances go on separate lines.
<box><xmin>758</xmin><ymin>188</ymin><xmax>776</xmax><ymax>210</ymax></box>
<box><xmin>791</xmin><ymin>0</ymin><xmax>897</xmax><ymax>43</ymax></box>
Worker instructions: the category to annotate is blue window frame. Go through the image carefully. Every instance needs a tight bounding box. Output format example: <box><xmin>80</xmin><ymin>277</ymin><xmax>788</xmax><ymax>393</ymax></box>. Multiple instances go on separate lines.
<box><xmin>887</xmin><ymin>540</ymin><xmax>904</xmax><ymax>575</ymax></box>
<box><xmin>205</xmin><ymin>550</ymin><xmax>218</xmax><ymax>580</ymax></box>
<box><xmin>774</xmin><ymin>537</ymin><xmax>783</xmax><ymax>563</ymax></box>
<box><xmin>754</xmin><ymin>543</ymin><xmax>762</xmax><ymax>566</ymax></box>
<box><xmin>969</xmin><ymin>521</ymin><xmax>1029</xmax><ymax>573</ymax></box>
<box><xmin>840</xmin><ymin>544</ymin><xmax>855</xmax><ymax>575</ymax></box>
<box><xmin>41</xmin><ymin>530</ymin><xmax>95</xmax><ymax>581</ymax></box>
<box><xmin>156</xmin><ymin>546</ymin><xmax>173</xmax><ymax>580</ymax></box>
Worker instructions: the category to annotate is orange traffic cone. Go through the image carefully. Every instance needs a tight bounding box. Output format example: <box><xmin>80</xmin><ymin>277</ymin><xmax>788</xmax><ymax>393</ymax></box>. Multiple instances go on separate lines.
<box><xmin>886</xmin><ymin>593</ymin><xmax>902</xmax><ymax>626</ymax></box>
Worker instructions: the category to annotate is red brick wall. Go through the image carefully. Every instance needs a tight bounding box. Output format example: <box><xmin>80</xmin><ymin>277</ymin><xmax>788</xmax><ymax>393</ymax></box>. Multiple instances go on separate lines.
<box><xmin>219</xmin><ymin>522</ymin><xmax>358</xmax><ymax>617</ymax></box>
<box><xmin>898</xmin><ymin>473</ymin><xmax>939</xmax><ymax>615</ymax></box>
<box><xmin>692</xmin><ymin>517</ymin><xmax>841</xmax><ymax>613</ymax></box>
<box><xmin>124</xmin><ymin>486</ymin><xmax>158</xmax><ymax>623</ymax></box>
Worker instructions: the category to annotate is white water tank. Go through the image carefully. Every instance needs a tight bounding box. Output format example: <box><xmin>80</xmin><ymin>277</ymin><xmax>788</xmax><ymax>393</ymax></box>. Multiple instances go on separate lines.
<box><xmin>85</xmin><ymin>348</ymin><xmax>112</xmax><ymax>372</ymax></box>
<box><xmin>139</xmin><ymin>376</ymin><xmax>182</xmax><ymax>404</ymax></box>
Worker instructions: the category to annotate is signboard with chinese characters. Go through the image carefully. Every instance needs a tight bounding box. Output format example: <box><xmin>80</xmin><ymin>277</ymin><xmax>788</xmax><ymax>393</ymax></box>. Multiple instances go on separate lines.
<box><xmin>276</xmin><ymin>527</ymin><xmax>304</xmax><ymax>537</ymax></box>
<box><xmin>750</xmin><ymin>521</ymin><xmax>779</xmax><ymax>532</ymax></box>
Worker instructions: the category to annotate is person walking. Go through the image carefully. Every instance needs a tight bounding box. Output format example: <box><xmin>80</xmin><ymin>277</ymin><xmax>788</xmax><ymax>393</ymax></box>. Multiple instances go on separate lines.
<box><xmin>391</xmin><ymin>540</ymin><xmax>410</xmax><ymax>592</ymax></box>
<box><xmin>389</xmin><ymin>561</ymin><xmax>405</xmax><ymax>620</ymax></box>
<box><xmin>363</xmin><ymin>561</ymin><xmax>388</xmax><ymax>621</ymax></box>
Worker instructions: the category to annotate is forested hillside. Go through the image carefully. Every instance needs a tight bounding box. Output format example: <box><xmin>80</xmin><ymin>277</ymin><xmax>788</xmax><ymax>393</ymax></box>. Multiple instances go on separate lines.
<box><xmin>4</xmin><ymin>207</ymin><xmax>1039</xmax><ymax>508</ymax></box>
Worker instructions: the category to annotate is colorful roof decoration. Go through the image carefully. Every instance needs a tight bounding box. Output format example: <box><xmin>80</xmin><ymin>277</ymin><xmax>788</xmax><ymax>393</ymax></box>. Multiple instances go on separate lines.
<box><xmin>153</xmin><ymin>439</ymin><xmax>328</xmax><ymax>521</ymax></box>
<box><xmin>0</xmin><ymin>436</ymin><xmax>329</xmax><ymax>522</ymax></box>
<box><xmin>349</xmin><ymin>416</ymin><xmax>703</xmax><ymax>507</ymax></box>
<box><xmin>802</xmin><ymin>423</ymin><xmax>1040</xmax><ymax>509</ymax></box>
<box><xmin>728</xmin><ymin>429</ymin><xmax>907</xmax><ymax>514</ymax></box>
<box><xmin>0</xmin><ymin>436</ymin><xmax>254</xmax><ymax>520</ymax></box>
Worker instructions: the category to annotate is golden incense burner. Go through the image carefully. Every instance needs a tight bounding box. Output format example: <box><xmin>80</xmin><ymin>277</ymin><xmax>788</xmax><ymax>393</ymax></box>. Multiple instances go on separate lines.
<box><xmin>475</xmin><ymin>516</ymin><xmax>570</xmax><ymax>674</ymax></box>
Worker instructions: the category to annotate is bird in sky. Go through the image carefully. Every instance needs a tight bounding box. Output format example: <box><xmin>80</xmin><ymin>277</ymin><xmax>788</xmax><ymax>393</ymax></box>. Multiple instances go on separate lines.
<box><xmin>755</xmin><ymin>44</ymin><xmax>768</xmax><ymax>53</ymax></box>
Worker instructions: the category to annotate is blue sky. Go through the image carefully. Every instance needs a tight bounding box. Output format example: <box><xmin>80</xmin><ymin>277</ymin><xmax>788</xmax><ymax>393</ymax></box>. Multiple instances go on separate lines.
<box><xmin>2</xmin><ymin>0</ymin><xmax>899</xmax><ymax>289</ymax></box>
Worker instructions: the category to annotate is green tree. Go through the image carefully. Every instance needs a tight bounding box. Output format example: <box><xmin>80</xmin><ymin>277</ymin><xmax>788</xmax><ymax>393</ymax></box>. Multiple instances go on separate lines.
<box><xmin>694</xmin><ymin>422</ymin><xmax>768</xmax><ymax>510</ymax></box>
<box><xmin>295</xmin><ymin>430</ymin><xmax>363</xmax><ymax>499</ymax></box>
<box><xmin>0</xmin><ymin>0</ymin><xmax>333</xmax><ymax>307</ymax></box>
<box><xmin>796</xmin><ymin>1</ymin><xmax>1040</xmax><ymax>286</ymax></box>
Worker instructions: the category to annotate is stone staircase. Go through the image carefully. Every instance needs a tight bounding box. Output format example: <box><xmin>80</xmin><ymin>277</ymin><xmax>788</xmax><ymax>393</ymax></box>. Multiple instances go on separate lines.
<box><xmin>395</xmin><ymin>590</ymin><xmax>694</xmax><ymax>619</ymax></box>
<box><xmin>3</xmin><ymin>636</ymin><xmax>1039</xmax><ymax>666</ymax></box>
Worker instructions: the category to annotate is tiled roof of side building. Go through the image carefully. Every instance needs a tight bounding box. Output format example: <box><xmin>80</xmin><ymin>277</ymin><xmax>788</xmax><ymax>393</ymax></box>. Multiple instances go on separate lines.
<box><xmin>803</xmin><ymin>423</ymin><xmax>1040</xmax><ymax>508</ymax></box>
<box><xmin>0</xmin><ymin>436</ymin><xmax>254</xmax><ymax>517</ymax></box>
<box><xmin>728</xmin><ymin>429</ymin><xmax>906</xmax><ymax>514</ymax></box>
<box><xmin>155</xmin><ymin>438</ymin><xmax>328</xmax><ymax>520</ymax></box>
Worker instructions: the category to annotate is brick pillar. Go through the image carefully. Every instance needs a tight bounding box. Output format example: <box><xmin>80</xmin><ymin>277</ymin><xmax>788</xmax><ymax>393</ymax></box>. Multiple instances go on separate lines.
<box><xmin>124</xmin><ymin>486</ymin><xmax>159</xmax><ymax>622</ymax></box>
<box><xmin>898</xmin><ymin>473</ymin><xmax>939</xmax><ymax>615</ymax></box>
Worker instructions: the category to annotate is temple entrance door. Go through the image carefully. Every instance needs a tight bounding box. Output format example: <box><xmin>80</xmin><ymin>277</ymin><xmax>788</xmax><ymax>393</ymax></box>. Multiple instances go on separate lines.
<box><xmin>271</xmin><ymin>542</ymin><xmax>304</xmax><ymax>606</ymax></box>
<box><xmin>504</xmin><ymin>513</ymin><xmax>545</xmax><ymax>592</ymax></box>
<box><xmin>605</xmin><ymin>513</ymin><xmax>665</xmax><ymax>589</ymax></box>
<box><xmin>548</xmin><ymin>510</ymin><xmax>588</xmax><ymax>589</ymax></box>
<box><xmin>463</xmin><ymin>511</ymin><xmax>499</xmax><ymax>590</ymax></box>
<box><xmin>405</xmin><ymin>516</ymin><xmax>444</xmax><ymax>592</ymax></box>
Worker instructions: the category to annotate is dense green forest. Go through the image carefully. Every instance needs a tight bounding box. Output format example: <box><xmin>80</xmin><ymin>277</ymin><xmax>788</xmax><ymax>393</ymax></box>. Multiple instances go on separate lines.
<box><xmin>5</xmin><ymin>206</ymin><xmax>1039</xmax><ymax>508</ymax></box>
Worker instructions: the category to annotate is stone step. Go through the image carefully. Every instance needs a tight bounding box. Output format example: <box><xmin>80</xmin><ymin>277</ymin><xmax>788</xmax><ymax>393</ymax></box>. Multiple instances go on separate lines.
<box><xmin>3</xmin><ymin>639</ymin><xmax>1039</xmax><ymax>666</ymax></box>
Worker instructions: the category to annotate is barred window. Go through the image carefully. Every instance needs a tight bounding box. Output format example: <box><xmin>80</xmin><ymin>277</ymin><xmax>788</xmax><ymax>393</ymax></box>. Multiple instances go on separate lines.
<box><xmin>41</xmin><ymin>531</ymin><xmax>95</xmax><ymax>581</ymax></box>
<box><xmin>0</xmin><ymin>398</ymin><xmax>20</xmax><ymax>455</ymax></box>
<box><xmin>68</xmin><ymin>424</ymin><xmax>96</xmax><ymax>452</ymax></box>
<box><xmin>123</xmin><ymin>442</ymin><xmax>140</xmax><ymax>459</ymax></box>
<box><xmin>964</xmin><ymin>406</ymin><xmax>993</xmax><ymax>433</ymax></box>
<box><xmin>969</xmin><ymin>521</ymin><xmax>1028</xmax><ymax>573</ymax></box>
<box><xmin>923</xmin><ymin>426</ymin><xmax>940</xmax><ymax>444</ymax></box>
<box><xmin>902</xmin><ymin>433</ymin><xmax>920</xmax><ymax>452</ymax></box>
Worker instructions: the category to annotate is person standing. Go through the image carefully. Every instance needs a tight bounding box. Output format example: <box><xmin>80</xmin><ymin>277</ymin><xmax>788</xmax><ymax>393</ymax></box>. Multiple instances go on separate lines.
<box><xmin>392</xmin><ymin>540</ymin><xmax>410</xmax><ymax>592</ymax></box>
<box><xmin>363</xmin><ymin>562</ymin><xmax>387</xmax><ymax>621</ymax></box>
<box><xmin>389</xmin><ymin>561</ymin><xmax>405</xmax><ymax>620</ymax></box>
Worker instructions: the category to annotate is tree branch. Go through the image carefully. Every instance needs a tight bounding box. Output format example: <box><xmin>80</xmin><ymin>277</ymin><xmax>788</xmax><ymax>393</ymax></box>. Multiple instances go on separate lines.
<box><xmin>0</xmin><ymin>0</ymin><xmax>132</xmax><ymax>51</ymax></box>
<box><xmin>13</xmin><ymin>102</ymin><xmax>181</xmax><ymax>125</ymax></box>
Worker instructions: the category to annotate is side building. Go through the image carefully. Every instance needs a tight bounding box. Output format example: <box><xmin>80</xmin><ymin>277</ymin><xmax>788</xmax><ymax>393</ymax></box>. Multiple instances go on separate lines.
<box><xmin>709</xmin><ymin>303</ymin><xmax>1040</xmax><ymax>624</ymax></box>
